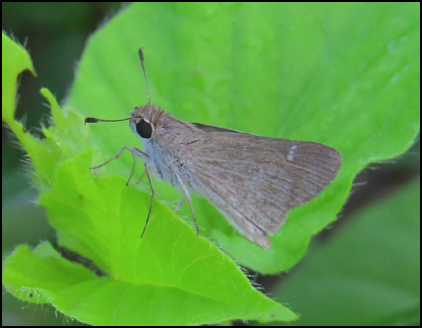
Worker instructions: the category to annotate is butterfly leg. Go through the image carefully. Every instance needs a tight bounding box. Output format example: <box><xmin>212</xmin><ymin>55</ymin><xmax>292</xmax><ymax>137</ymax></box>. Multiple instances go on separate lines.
<box><xmin>90</xmin><ymin>146</ymin><xmax>149</xmax><ymax>185</ymax></box>
<box><xmin>174</xmin><ymin>196</ymin><xmax>187</xmax><ymax>213</ymax></box>
<box><xmin>141</xmin><ymin>163</ymin><xmax>155</xmax><ymax>238</ymax></box>
<box><xmin>175</xmin><ymin>174</ymin><xmax>199</xmax><ymax>235</ymax></box>
<box><xmin>134</xmin><ymin>170</ymin><xmax>147</xmax><ymax>185</ymax></box>
<box><xmin>90</xmin><ymin>147</ymin><xmax>156</xmax><ymax>238</ymax></box>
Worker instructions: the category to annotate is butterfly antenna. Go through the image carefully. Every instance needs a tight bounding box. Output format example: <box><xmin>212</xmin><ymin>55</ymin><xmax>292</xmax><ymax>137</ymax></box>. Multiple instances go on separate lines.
<box><xmin>138</xmin><ymin>48</ymin><xmax>151</xmax><ymax>104</ymax></box>
<box><xmin>84</xmin><ymin>117</ymin><xmax>130</xmax><ymax>124</ymax></box>
<box><xmin>84</xmin><ymin>48</ymin><xmax>150</xmax><ymax>124</ymax></box>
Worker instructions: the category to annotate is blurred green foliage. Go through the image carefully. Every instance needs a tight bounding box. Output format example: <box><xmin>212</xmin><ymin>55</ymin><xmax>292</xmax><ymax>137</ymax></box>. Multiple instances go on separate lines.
<box><xmin>274</xmin><ymin>178</ymin><xmax>420</xmax><ymax>326</ymax></box>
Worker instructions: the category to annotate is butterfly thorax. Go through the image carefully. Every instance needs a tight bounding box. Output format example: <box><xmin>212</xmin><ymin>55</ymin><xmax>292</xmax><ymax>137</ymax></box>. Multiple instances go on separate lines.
<box><xmin>130</xmin><ymin>104</ymin><xmax>200</xmax><ymax>186</ymax></box>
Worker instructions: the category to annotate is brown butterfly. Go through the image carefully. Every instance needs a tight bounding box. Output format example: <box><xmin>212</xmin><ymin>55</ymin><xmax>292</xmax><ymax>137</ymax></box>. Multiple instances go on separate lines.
<box><xmin>85</xmin><ymin>49</ymin><xmax>341</xmax><ymax>248</ymax></box>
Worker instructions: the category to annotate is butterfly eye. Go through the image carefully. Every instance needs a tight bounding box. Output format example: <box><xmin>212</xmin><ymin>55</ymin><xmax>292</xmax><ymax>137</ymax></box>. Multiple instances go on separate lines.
<box><xmin>136</xmin><ymin>119</ymin><xmax>153</xmax><ymax>139</ymax></box>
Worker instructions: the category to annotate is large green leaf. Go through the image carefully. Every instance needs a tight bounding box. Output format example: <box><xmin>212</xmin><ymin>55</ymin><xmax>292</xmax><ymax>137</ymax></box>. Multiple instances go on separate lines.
<box><xmin>272</xmin><ymin>178</ymin><xmax>420</xmax><ymax>326</ymax></box>
<box><xmin>67</xmin><ymin>3</ymin><xmax>419</xmax><ymax>272</ymax></box>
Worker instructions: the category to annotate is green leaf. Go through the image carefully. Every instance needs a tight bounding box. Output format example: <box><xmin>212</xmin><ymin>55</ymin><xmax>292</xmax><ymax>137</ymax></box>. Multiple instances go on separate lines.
<box><xmin>3</xmin><ymin>154</ymin><xmax>296</xmax><ymax>325</ymax></box>
<box><xmin>2</xmin><ymin>33</ymin><xmax>35</xmax><ymax>123</ymax></box>
<box><xmin>272</xmin><ymin>178</ymin><xmax>420</xmax><ymax>326</ymax></box>
<box><xmin>67</xmin><ymin>3</ymin><xmax>419</xmax><ymax>272</ymax></box>
<box><xmin>2</xmin><ymin>32</ymin><xmax>90</xmax><ymax>188</ymax></box>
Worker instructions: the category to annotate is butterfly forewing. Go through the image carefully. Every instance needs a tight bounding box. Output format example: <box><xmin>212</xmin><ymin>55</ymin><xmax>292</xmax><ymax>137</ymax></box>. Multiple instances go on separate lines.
<box><xmin>179</xmin><ymin>132</ymin><xmax>341</xmax><ymax>248</ymax></box>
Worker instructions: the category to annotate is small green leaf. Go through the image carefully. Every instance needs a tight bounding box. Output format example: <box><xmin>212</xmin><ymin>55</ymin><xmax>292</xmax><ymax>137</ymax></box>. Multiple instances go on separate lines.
<box><xmin>2</xmin><ymin>32</ymin><xmax>89</xmax><ymax>188</ymax></box>
<box><xmin>2</xmin><ymin>32</ymin><xmax>35</xmax><ymax>123</ymax></box>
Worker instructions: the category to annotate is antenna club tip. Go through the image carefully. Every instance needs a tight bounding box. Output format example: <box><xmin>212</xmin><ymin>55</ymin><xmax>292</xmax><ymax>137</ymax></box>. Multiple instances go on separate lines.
<box><xmin>138</xmin><ymin>48</ymin><xmax>144</xmax><ymax>62</ymax></box>
<box><xmin>84</xmin><ymin>117</ymin><xmax>98</xmax><ymax>124</ymax></box>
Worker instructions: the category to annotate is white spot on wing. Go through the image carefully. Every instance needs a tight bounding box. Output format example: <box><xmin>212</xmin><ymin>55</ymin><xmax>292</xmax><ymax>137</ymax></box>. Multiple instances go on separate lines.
<box><xmin>287</xmin><ymin>145</ymin><xmax>297</xmax><ymax>161</ymax></box>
